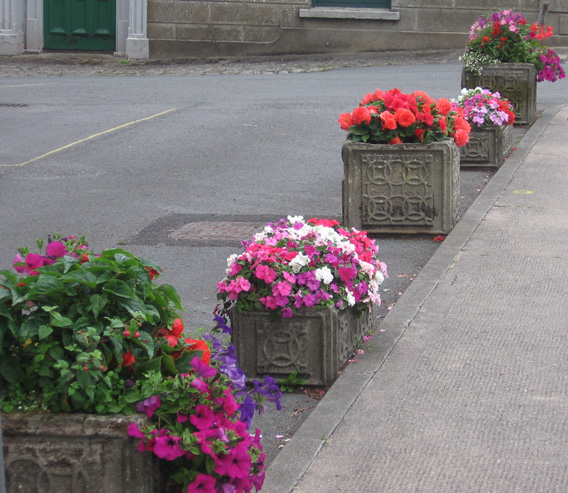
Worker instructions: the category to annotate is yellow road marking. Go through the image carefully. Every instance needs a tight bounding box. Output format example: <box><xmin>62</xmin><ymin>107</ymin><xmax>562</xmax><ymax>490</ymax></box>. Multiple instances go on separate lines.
<box><xmin>1</xmin><ymin>108</ymin><xmax>176</xmax><ymax>167</ymax></box>
<box><xmin>512</xmin><ymin>190</ymin><xmax>534</xmax><ymax>194</ymax></box>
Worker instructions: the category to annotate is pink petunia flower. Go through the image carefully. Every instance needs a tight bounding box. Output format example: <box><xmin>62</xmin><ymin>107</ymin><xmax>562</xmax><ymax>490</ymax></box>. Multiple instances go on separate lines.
<box><xmin>24</xmin><ymin>253</ymin><xmax>45</xmax><ymax>275</ymax></box>
<box><xmin>153</xmin><ymin>434</ymin><xmax>186</xmax><ymax>461</ymax></box>
<box><xmin>214</xmin><ymin>444</ymin><xmax>253</xmax><ymax>479</ymax></box>
<box><xmin>46</xmin><ymin>240</ymin><xmax>67</xmax><ymax>258</ymax></box>
<box><xmin>190</xmin><ymin>404</ymin><xmax>217</xmax><ymax>430</ymax></box>
<box><xmin>187</xmin><ymin>474</ymin><xmax>217</xmax><ymax>493</ymax></box>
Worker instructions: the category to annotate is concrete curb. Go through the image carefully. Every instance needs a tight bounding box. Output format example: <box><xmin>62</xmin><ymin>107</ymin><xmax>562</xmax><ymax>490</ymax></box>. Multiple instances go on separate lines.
<box><xmin>261</xmin><ymin>106</ymin><xmax>559</xmax><ymax>493</ymax></box>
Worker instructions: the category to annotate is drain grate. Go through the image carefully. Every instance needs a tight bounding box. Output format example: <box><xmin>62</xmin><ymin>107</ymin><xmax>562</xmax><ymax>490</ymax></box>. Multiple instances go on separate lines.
<box><xmin>0</xmin><ymin>103</ymin><xmax>29</xmax><ymax>108</ymax></box>
<box><xmin>168</xmin><ymin>221</ymin><xmax>266</xmax><ymax>242</ymax></box>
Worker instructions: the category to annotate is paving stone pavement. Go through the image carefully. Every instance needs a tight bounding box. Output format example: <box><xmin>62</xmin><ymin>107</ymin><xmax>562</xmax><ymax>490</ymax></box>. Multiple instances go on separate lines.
<box><xmin>264</xmin><ymin>106</ymin><xmax>568</xmax><ymax>492</ymax></box>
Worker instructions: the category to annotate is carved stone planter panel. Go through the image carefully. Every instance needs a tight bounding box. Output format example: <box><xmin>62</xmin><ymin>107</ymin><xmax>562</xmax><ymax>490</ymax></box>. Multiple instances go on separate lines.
<box><xmin>461</xmin><ymin>63</ymin><xmax>537</xmax><ymax>126</ymax></box>
<box><xmin>2</xmin><ymin>413</ymin><xmax>159</xmax><ymax>493</ymax></box>
<box><xmin>342</xmin><ymin>139</ymin><xmax>460</xmax><ymax>235</ymax></box>
<box><xmin>460</xmin><ymin>124</ymin><xmax>513</xmax><ymax>169</ymax></box>
<box><xmin>231</xmin><ymin>307</ymin><xmax>371</xmax><ymax>387</ymax></box>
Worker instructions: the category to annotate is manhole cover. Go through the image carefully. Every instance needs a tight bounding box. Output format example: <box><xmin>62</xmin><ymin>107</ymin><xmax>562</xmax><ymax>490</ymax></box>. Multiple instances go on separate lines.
<box><xmin>0</xmin><ymin>103</ymin><xmax>29</xmax><ymax>108</ymax></box>
<box><xmin>168</xmin><ymin>221</ymin><xmax>266</xmax><ymax>242</ymax></box>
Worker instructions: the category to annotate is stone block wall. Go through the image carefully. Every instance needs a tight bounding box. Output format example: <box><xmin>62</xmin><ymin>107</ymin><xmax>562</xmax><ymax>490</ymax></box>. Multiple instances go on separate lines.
<box><xmin>148</xmin><ymin>0</ymin><xmax>568</xmax><ymax>58</ymax></box>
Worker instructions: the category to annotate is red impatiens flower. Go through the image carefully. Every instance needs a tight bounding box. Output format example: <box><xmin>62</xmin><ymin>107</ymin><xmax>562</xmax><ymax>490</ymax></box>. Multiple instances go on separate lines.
<box><xmin>158</xmin><ymin>318</ymin><xmax>185</xmax><ymax>347</ymax></box>
<box><xmin>145</xmin><ymin>266</ymin><xmax>160</xmax><ymax>280</ymax></box>
<box><xmin>121</xmin><ymin>350</ymin><xmax>136</xmax><ymax>367</ymax></box>
<box><xmin>185</xmin><ymin>337</ymin><xmax>211</xmax><ymax>365</ymax></box>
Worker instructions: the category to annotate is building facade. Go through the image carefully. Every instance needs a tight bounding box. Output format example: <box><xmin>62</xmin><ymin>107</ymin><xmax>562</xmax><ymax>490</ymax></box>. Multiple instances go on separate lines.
<box><xmin>1</xmin><ymin>0</ymin><xmax>567</xmax><ymax>59</ymax></box>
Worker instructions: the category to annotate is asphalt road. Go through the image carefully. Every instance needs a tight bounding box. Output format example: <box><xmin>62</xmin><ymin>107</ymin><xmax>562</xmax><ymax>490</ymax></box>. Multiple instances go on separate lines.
<box><xmin>2</xmin><ymin>52</ymin><xmax>567</xmax><ymax>466</ymax></box>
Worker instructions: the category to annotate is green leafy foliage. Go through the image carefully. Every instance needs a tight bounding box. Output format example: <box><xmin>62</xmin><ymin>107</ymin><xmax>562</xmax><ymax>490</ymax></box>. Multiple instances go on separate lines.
<box><xmin>276</xmin><ymin>371</ymin><xmax>308</xmax><ymax>392</ymax></box>
<box><xmin>0</xmin><ymin>236</ymin><xmax>185</xmax><ymax>413</ymax></box>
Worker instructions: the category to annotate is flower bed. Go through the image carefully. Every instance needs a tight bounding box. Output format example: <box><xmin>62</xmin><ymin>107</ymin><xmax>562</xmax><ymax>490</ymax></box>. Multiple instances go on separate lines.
<box><xmin>338</xmin><ymin>87</ymin><xmax>471</xmax><ymax>147</ymax></box>
<box><xmin>454</xmin><ymin>87</ymin><xmax>515</xmax><ymax>168</ymax></box>
<box><xmin>1</xmin><ymin>236</ymin><xmax>280</xmax><ymax>492</ymax></box>
<box><xmin>217</xmin><ymin>217</ymin><xmax>387</xmax><ymax>319</ymax></box>
<box><xmin>460</xmin><ymin>9</ymin><xmax>565</xmax><ymax>83</ymax></box>
<box><xmin>216</xmin><ymin>217</ymin><xmax>387</xmax><ymax>385</ymax></box>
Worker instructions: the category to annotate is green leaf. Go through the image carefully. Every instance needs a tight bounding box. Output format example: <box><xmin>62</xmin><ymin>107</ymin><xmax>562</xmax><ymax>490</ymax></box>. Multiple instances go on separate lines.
<box><xmin>48</xmin><ymin>346</ymin><xmax>64</xmax><ymax>360</ymax></box>
<box><xmin>76</xmin><ymin>369</ymin><xmax>92</xmax><ymax>389</ymax></box>
<box><xmin>63</xmin><ymin>270</ymin><xmax>97</xmax><ymax>288</ymax></box>
<box><xmin>74</xmin><ymin>332</ymin><xmax>89</xmax><ymax>348</ymax></box>
<box><xmin>1</xmin><ymin>356</ymin><xmax>24</xmax><ymax>383</ymax></box>
<box><xmin>115</xmin><ymin>297</ymin><xmax>145</xmax><ymax>317</ymax></box>
<box><xmin>27</xmin><ymin>275</ymin><xmax>64</xmax><ymax>296</ymax></box>
<box><xmin>102</xmin><ymin>279</ymin><xmax>136</xmax><ymax>299</ymax></box>
<box><xmin>162</xmin><ymin>353</ymin><xmax>177</xmax><ymax>375</ymax></box>
<box><xmin>205</xmin><ymin>455</ymin><xmax>216</xmax><ymax>475</ymax></box>
<box><xmin>38</xmin><ymin>365</ymin><xmax>54</xmax><ymax>378</ymax></box>
<box><xmin>20</xmin><ymin>316</ymin><xmax>45</xmax><ymax>339</ymax></box>
<box><xmin>51</xmin><ymin>312</ymin><xmax>74</xmax><ymax>328</ymax></box>
<box><xmin>174</xmin><ymin>350</ymin><xmax>198</xmax><ymax>374</ymax></box>
<box><xmin>158</xmin><ymin>284</ymin><xmax>184</xmax><ymax>311</ymax></box>
<box><xmin>89</xmin><ymin>294</ymin><xmax>108</xmax><ymax>318</ymax></box>
<box><xmin>38</xmin><ymin>325</ymin><xmax>54</xmax><ymax>340</ymax></box>
<box><xmin>133</xmin><ymin>356</ymin><xmax>162</xmax><ymax>377</ymax></box>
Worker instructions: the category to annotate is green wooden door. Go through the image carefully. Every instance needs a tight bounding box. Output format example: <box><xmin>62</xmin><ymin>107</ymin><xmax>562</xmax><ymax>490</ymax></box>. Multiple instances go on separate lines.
<box><xmin>44</xmin><ymin>0</ymin><xmax>116</xmax><ymax>51</ymax></box>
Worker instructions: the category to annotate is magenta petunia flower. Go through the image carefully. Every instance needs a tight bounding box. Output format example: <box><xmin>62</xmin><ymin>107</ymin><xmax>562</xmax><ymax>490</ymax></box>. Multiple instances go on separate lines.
<box><xmin>136</xmin><ymin>395</ymin><xmax>161</xmax><ymax>418</ymax></box>
<box><xmin>12</xmin><ymin>254</ymin><xmax>25</xmax><ymax>273</ymax></box>
<box><xmin>153</xmin><ymin>433</ymin><xmax>186</xmax><ymax>461</ymax></box>
<box><xmin>190</xmin><ymin>404</ymin><xmax>216</xmax><ymax>430</ymax></box>
<box><xmin>187</xmin><ymin>474</ymin><xmax>217</xmax><ymax>493</ymax></box>
<box><xmin>46</xmin><ymin>240</ymin><xmax>67</xmax><ymax>258</ymax></box>
<box><xmin>191</xmin><ymin>377</ymin><xmax>209</xmax><ymax>394</ymax></box>
<box><xmin>24</xmin><ymin>253</ymin><xmax>45</xmax><ymax>275</ymax></box>
<box><xmin>214</xmin><ymin>444</ymin><xmax>253</xmax><ymax>479</ymax></box>
<box><xmin>220</xmin><ymin>388</ymin><xmax>239</xmax><ymax>417</ymax></box>
<box><xmin>191</xmin><ymin>356</ymin><xmax>217</xmax><ymax>379</ymax></box>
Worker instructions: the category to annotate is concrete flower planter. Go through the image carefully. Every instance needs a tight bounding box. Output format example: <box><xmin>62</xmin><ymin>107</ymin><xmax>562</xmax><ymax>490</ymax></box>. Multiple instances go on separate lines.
<box><xmin>342</xmin><ymin>139</ymin><xmax>460</xmax><ymax>235</ymax></box>
<box><xmin>2</xmin><ymin>412</ymin><xmax>159</xmax><ymax>493</ymax></box>
<box><xmin>460</xmin><ymin>124</ymin><xmax>514</xmax><ymax>169</ymax></box>
<box><xmin>231</xmin><ymin>306</ymin><xmax>372</xmax><ymax>387</ymax></box>
<box><xmin>461</xmin><ymin>63</ymin><xmax>537</xmax><ymax>126</ymax></box>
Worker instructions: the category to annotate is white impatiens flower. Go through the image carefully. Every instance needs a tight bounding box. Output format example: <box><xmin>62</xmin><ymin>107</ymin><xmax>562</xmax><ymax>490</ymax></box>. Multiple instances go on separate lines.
<box><xmin>315</xmin><ymin>266</ymin><xmax>334</xmax><ymax>285</ymax></box>
<box><xmin>287</xmin><ymin>215</ymin><xmax>305</xmax><ymax>225</ymax></box>
<box><xmin>346</xmin><ymin>290</ymin><xmax>356</xmax><ymax>307</ymax></box>
<box><xmin>358</xmin><ymin>261</ymin><xmax>375</xmax><ymax>279</ymax></box>
<box><xmin>289</xmin><ymin>252</ymin><xmax>310</xmax><ymax>273</ymax></box>
<box><xmin>375</xmin><ymin>270</ymin><xmax>385</xmax><ymax>285</ymax></box>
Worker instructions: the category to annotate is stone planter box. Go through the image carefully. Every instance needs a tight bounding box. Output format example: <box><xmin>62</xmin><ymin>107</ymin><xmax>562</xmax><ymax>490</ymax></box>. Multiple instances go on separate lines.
<box><xmin>231</xmin><ymin>306</ymin><xmax>372</xmax><ymax>387</ymax></box>
<box><xmin>460</xmin><ymin>124</ymin><xmax>514</xmax><ymax>169</ymax></box>
<box><xmin>2</xmin><ymin>412</ymin><xmax>159</xmax><ymax>493</ymax></box>
<box><xmin>342</xmin><ymin>139</ymin><xmax>460</xmax><ymax>235</ymax></box>
<box><xmin>461</xmin><ymin>63</ymin><xmax>537</xmax><ymax>126</ymax></box>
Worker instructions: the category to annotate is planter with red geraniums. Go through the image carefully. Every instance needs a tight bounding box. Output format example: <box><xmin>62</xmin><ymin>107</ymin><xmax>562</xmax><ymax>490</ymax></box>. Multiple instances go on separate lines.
<box><xmin>1</xmin><ymin>235</ymin><xmax>280</xmax><ymax>493</ymax></box>
<box><xmin>339</xmin><ymin>88</ymin><xmax>471</xmax><ymax>235</ymax></box>
<box><xmin>216</xmin><ymin>216</ymin><xmax>388</xmax><ymax>387</ymax></box>
<box><xmin>454</xmin><ymin>87</ymin><xmax>515</xmax><ymax>169</ymax></box>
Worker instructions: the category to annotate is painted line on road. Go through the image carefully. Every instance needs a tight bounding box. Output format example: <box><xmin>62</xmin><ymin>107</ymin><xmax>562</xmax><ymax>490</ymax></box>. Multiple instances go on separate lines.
<box><xmin>0</xmin><ymin>108</ymin><xmax>177</xmax><ymax>167</ymax></box>
<box><xmin>1</xmin><ymin>83</ymin><xmax>58</xmax><ymax>88</ymax></box>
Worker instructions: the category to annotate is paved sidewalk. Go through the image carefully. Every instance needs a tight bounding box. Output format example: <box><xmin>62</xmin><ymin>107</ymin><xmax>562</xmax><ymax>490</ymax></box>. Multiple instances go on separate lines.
<box><xmin>263</xmin><ymin>106</ymin><xmax>568</xmax><ymax>492</ymax></box>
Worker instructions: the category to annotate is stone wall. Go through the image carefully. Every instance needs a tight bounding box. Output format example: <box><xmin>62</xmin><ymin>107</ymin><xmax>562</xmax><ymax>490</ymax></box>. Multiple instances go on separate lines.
<box><xmin>147</xmin><ymin>0</ymin><xmax>568</xmax><ymax>59</ymax></box>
